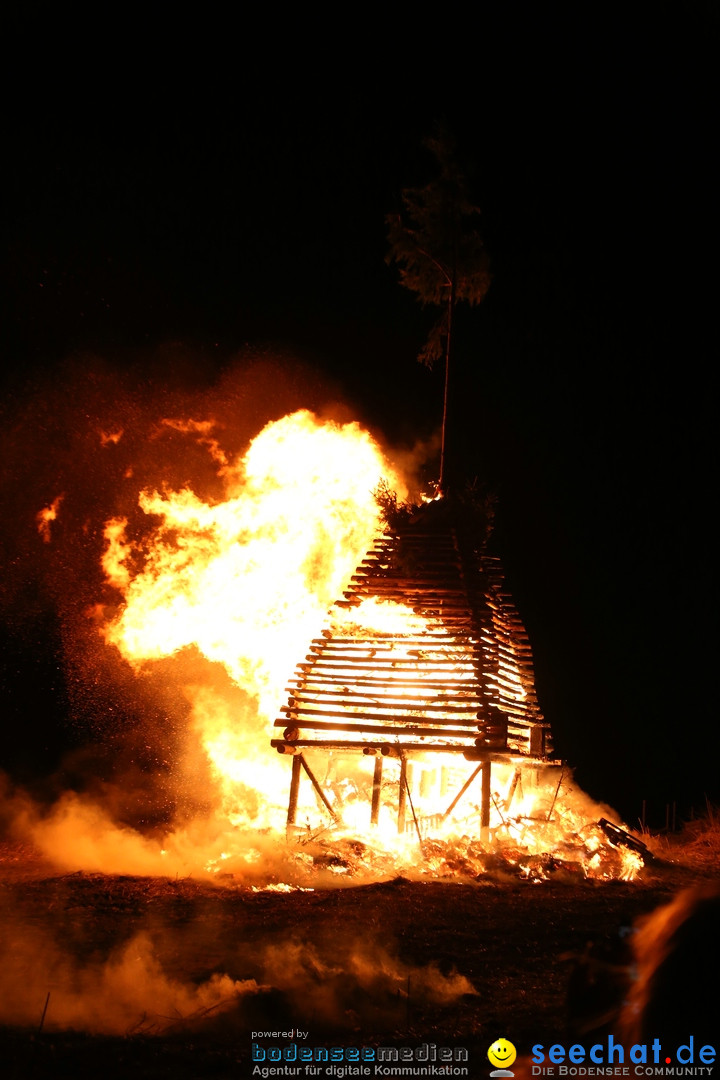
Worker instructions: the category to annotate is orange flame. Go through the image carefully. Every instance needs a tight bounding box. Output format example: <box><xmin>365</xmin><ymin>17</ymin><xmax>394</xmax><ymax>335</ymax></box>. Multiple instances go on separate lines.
<box><xmin>100</xmin><ymin>409</ymin><xmax>404</xmax><ymax>821</ymax></box>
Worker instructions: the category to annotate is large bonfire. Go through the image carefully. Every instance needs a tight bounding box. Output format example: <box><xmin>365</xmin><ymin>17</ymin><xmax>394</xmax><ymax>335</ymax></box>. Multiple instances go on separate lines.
<box><xmin>23</xmin><ymin>406</ymin><xmax>644</xmax><ymax>883</ymax></box>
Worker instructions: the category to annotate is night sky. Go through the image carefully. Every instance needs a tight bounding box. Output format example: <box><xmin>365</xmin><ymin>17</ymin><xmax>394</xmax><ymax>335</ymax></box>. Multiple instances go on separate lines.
<box><xmin>2</xmin><ymin>9</ymin><xmax>718</xmax><ymax>826</ymax></box>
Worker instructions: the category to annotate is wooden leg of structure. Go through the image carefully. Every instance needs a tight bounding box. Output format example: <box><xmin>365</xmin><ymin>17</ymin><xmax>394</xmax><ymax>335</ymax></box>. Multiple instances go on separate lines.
<box><xmin>398</xmin><ymin>756</ymin><xmax>407</xmax><ymax>834</ymax></box>
<box><xmin>480</xmin><ymin>760</ymin><xmax>491</xmax><ymax>842</ymax></box>
<box><xmin>371</xmin><ymin>756</ymin><xmax>383</xmax><ymax>825</ymax></box>
<box><xmin>287</xmin><ymin>754</ymin><xmax>302</xmax><ymax>827</ymax></box>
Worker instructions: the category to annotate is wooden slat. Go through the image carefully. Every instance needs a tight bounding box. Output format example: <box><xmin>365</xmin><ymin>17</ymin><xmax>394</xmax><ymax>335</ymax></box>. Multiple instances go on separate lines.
<box><xmin>273</xmin><ymin>718</ymin><xmax>478</xmax><ymax>738</ymax></box>
<box><xmin>285</xmin><ymin>696</ymin><xmax>482</xmax><ymax>714</ymax></box>
<box><xmin>308</xmin><ymin>642</ymin><xmax>481</xmax><ymax>656</ymax></box>
<box><xmin>287</xmin><ymin>686</ymin><xmax>481</xmax><ymax>704</ymax></box>
<box><xmin>297</xmin><ymin>652</ymin><xmax>479</xmax><ymax>669</ymax></box>
<box><xmin>271</xmin><ymin>514</ymin><xmax>547</xmax><ymax>758</ymax></box>
<box><xmin>272</xmin><ymin>739</ymin><xmax>476</xmax><ymax>753</ymax></box>
<box><xmin>276</xmin><ymin>712</ymin><xmax>531</xmax><ymax>737</ymax></box>
<box><xmin>282</xmin><ymin>705</ymin><xmax>480</xmax><ymax>723</ymax></box>
<box><xmin>287</xmin><ymin>675</ymin><xmax>485</xmax><ymax>691</ymax></box>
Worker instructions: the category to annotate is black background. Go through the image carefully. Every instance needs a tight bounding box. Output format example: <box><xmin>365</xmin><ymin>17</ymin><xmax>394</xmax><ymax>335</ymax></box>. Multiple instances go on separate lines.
<box><xmin>2</xmin><ymin>7</ymin><xmax>717</xmax><ymax>825</ymax></box>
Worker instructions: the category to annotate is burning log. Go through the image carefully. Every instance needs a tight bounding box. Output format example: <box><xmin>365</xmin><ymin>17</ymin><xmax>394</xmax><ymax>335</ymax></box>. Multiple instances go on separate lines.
<box><xmin>597</xmin><ymin>818</ymin><xmax>652</xmax><ymax>862</ymax></box>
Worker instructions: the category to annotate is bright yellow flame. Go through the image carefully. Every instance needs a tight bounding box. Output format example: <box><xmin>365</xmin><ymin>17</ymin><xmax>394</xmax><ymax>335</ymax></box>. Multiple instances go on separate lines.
<box><xmin>102</xmin><ymin>410</ymin><xmax>404</xmax><ymax>816</ymax></box>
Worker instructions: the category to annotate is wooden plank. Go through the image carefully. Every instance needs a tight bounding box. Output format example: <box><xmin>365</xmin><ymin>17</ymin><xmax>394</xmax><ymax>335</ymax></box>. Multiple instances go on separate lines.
<box><xmin>276</xmin><ymin>713</ymin><xmax>530</xmax><ymax>737</ymax></box>
<box><xmin>284</xmin><ymin>696</ymin><xmax>482</xmax><ymax>715</ymax></box>
<box><xmin>287</xmin><ymin>675</ymin><xmax>486</xmax><ymax>691</ymax></box>
<box><xmin>319</xmin><ymin>633</ymin><xmax>477</xmax><ymax>644</ymax></box>
<box><xmin>300</xmin><ymin>656</ymin><xmax>478</xmax><ymax>669</ymax></box>
<box><xmin>272</xmin><ymin>739</ymin><xmax>478</xmax><ymax>753</ymax></box>
<box><xmin>281</xmin><ymin>705</ymin><xmax>480</xmax><ymax>724</ymax></box>
<box><xmin>349</xmin><ymin>574</ymin><xmax>466</xmax><ymax>587</ymax></box>
<box><xmin>273</xmin><ymin>717</ymin><xmax>478</xmax><ymax>738</ymax></box>
<box><xmin>312</xmin><ymin>634</ymin><xmax>476</xmax><ymax>647</ymax></box>
<box><xmin>287</xmin><ymin>686</ymin><xmax>483</xmax><ymax>705</ymax></box>
<box><xmin>290</xmin><ymin>689</ymin><xmax>482</xmax><ymax>705</ymax></box>
<box><xmin>310</xmin><ymin>639</ymin><xmax>484</xmax><ymax>654</ymax></box>
<box><xmin>307</xmin><ymin>644</ymin><xmax>482</xmax><ymax>659</ymax></box>
<box><xmin>344</xmin><ymin>588</ymin><xmax>479</xmax><ymax>606</ymax></box>
<box><xmin>343</xmin><ymin>579</ymin><xmax>470</xmax><ymax>592</ymax></box>
<box><xmin>306</xmin><ymin>653</ymin><xmax>483</xmax><ymax>667</ymax></box>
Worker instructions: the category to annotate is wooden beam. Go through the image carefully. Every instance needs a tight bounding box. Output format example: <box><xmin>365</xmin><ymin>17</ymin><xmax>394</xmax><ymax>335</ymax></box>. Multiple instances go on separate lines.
<box><xmin>287</xmin><ymin>754</ymin><xmax>302</xmax><ymax>826</ymax></box>
<box><xmin>272</xmin><ymin>738</ymin><xmax>482</xmax><ymax>753</ymax></box>
<box><xmin>287</xmin><ymin>675</ymin><xmax>486</xmax><ymax>691</ymax></box>
<box><xmin>398</xmin><ymin>756</ymin><xmax>407</xmax><ymax>834</ymax></box>
<box><xmin>371</xmin><ymin>756</ymin><xmax>383</xmax><ymax>825</ymax></box>
<box><xmin>282</xmin><ymin>703</ymin><xmax>481</xmax><ymax>720</ymax></box>
<box><xmin>480</xmin><ymin>761</ymin><xmax>491</xmax><ymax>842</ymax></box>
<box><xmin>277</xmin><ymin>717</ymin><xmax>478</xmax><ymax>738</ymax></box>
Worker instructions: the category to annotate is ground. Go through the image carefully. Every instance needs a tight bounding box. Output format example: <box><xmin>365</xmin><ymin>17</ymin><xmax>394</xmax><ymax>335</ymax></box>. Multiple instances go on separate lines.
<box><xmin>0</xmin><ymin>835</ymin><xmax>717</xmax><ymax>1080</ymax></box>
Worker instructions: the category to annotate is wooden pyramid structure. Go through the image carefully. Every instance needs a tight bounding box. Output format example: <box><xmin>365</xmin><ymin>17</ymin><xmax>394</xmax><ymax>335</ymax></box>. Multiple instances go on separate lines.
<box><xmin>272</xmin><ymin>498</ymin><xmax>554</xmax><ymax>832</ymax></box>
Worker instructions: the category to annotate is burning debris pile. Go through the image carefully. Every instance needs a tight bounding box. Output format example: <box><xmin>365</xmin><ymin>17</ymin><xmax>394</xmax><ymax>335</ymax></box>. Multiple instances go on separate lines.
<box><xmin>7</xmin><ymin>399</ymin><xmax>648</xmax><ymax>883</ymax></box>
<box><xmin>272</xmin><ymin>771</ymin><xmax>650</xmax><ymax>885</ymax></box>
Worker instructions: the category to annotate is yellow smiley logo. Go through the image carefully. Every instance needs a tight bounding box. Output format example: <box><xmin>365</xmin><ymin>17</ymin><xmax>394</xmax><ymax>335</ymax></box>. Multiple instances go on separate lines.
<box><xmin>488</xmin><ymin>1039</ymin><xmax>517</xmax><ymax>1070</ymax></box>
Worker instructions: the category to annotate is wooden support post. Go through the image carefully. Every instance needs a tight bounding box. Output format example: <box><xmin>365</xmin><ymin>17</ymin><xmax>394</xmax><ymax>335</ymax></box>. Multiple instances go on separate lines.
<box><xmin>398</xmin><ymin>756</ymin><xmax>407</xmax><ymax>834</ymax></box>
<box><xmin>371</xmin><ymin>755</ymin><xmax>383</xmax><ymax>825</ymax></box>
<box><xmin>480</xmin><ymin>760</ymin><xmax>491</xmax><ymax>842</ymax></box>
<box><xmin>287</xmin><ymin>753</ymin><xmax>302</xmax><ymax>827</ymax></box>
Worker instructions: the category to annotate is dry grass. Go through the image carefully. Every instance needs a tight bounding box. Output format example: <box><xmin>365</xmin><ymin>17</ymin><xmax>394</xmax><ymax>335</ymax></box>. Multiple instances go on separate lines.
<box><xmin>640</xmin><ymin>801</ymin><xmax>720</xmax><ymax>873</ymax></box>
<box><xmin>677</xmin><ymin>800</ymin><xmax>720</xmax><ymax>868</ymax></box>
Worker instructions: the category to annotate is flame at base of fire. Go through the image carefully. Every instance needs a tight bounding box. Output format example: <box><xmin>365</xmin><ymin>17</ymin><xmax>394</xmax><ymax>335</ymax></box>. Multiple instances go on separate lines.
<box><xmin>277</xmin><ymin>754</ymin><xmax>647</xmax><ymax>884</ymax></box>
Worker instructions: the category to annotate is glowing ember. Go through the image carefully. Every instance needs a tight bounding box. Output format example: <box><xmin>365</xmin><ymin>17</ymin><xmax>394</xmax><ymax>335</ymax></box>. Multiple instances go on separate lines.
<box><xmin>37</xmin><ymin>493</ymin><xmax>64</xmax><ymax>543</ymax></box>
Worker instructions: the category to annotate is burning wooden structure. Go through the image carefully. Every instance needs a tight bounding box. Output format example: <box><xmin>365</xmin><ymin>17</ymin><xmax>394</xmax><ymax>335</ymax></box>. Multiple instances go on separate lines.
<box><xmin>272</xmin><ymin>499</ymin><xmax>555</xmax><ymax>837</ymax></box>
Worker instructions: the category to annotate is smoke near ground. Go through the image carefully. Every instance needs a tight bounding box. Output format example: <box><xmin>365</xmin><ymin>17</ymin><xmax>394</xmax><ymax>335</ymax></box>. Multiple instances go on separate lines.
<box><xmin>0</xmin><ymin>905</ymin><xmax>474</xmax><ymax>1035</ymax></box>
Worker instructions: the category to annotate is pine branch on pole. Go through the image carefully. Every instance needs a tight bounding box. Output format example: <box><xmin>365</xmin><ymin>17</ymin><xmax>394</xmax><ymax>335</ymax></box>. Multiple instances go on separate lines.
<box><xmin>386</xmin><ymin>131</ymin><xmax>490</xmax><ymax>491</ymax></box>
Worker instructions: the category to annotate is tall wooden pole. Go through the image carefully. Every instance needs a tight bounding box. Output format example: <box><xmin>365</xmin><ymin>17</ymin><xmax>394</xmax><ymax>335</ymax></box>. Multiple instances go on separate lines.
<box><xmin>398</xmin><ymin>756</ymin><xmax>408</xmax><ymax>834</ymax></box>
<box><xmin>438</xmin><ymin>277</ymin><xmax>455</xmax><ymax>493</ymax></box>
